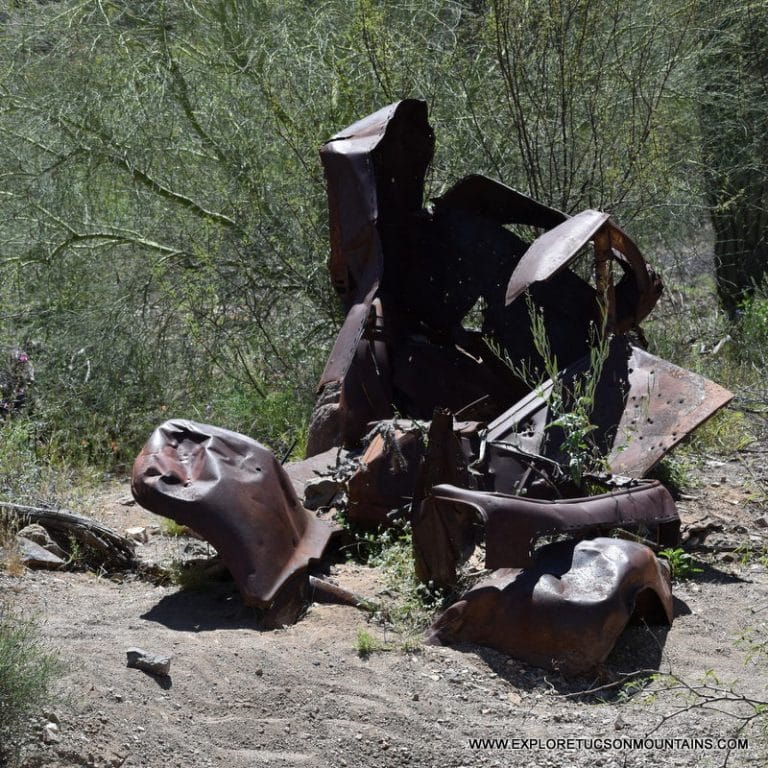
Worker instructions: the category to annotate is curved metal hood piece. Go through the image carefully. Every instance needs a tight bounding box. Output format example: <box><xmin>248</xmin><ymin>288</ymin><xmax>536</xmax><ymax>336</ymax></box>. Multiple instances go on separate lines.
<box><xmin>505</xmin><ymin>210</ymin><xmax>611</xmax><ymax>305</ymax></box>
<box><xmin>131</xmin><ymin>420</ymin><xmax>339</xmax><ymax>613</ymax></box>
<box><xmin>413</xmin><ymin>478</ymin><xmax>679</xmax><ymax>590</ymax></box>
<box><xmin>425</xmin><ymin>537</ymin><xmax>674</xmax><ymax>676</ymax></box>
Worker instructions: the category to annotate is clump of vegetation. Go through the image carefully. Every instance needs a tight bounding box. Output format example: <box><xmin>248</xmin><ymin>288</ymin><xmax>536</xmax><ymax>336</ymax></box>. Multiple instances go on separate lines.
<box><xmin>170</xmin><ymin>559</ymin><xmax>217</xmax><ymax>591</ymax></box>
<box><xmin>354</xmin><ymin>627</ymin><xmax>387</xmax><ymax>658</ymax></box>
<box><xmin>161</xmin><ymin>519</ymin><xmax>190</xmax><ymax>538</ymax></box>
<box><xmin>658</xmin><ymin>547</ymin><xmax>704</xmax><ymax>581</ymax></box>
<box><xmin>0</xmin><ymin>603</ymin><xmax>61</xmax><ymax>765</ymax></box>
<box><xmin>362</xmin><ymin>523</ymin><xmax>442</xmax><ymax>646</ymax></box>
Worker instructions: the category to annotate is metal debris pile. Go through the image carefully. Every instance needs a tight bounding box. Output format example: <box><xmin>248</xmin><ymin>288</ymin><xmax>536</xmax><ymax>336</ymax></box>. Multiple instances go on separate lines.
<box><xmin>131</xmin><ymin>100</ymin><xmax>733</xmax><ymax>675</ymax></box>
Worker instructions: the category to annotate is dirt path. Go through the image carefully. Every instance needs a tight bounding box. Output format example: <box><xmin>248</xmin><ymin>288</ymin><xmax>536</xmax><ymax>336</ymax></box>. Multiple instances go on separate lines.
<box><xmin>3</xmin><ymin>455</ymin><xmax>768</xmax><ymax>768</ymax></box>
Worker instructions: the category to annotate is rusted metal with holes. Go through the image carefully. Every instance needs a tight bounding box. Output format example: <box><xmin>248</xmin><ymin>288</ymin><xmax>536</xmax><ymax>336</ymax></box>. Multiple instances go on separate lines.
<box><xmin>425</xmin><ymin>537</ymin><xmax>673</xmax><ymax>676</ymax></box>
<box><xmin>131</xmin><ymin>420</ymin><xmax>339</xmax><ymax>621</ymax></box>
<box><xmin>602</xmin><ymin>345</ymin><xmax>734</xmax><ymax>476</ymax></box>
<box><xmin>413</xmin><ymin>479</ymin><xmax>679</xmax><ymax>588</ymax></box>
<box><xmin>483</xmin><ymin>338</ymin><xmax>734</xmax><ymax>480</ymax></box>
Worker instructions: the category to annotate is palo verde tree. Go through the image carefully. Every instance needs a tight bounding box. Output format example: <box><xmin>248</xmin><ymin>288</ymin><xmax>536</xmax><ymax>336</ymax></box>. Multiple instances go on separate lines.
<box><xmin>698</xmin><ymin>1</ymin><xmax>768</xmax><ymax>315</ymax></box>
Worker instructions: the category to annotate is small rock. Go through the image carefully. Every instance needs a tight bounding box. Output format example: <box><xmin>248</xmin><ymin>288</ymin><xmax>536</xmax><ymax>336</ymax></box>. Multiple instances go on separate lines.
<box><xmin>16</xmin><ymin>537</ymin><xmax>66</xmax><ymax>569</ymax></box>
<box><xmin>126</xmin><ymin>648</ymin><xmax>171</xmax><ymax>677</ymax></box>
<box><xmin>42</xmin><ymin>722</ymin><xmax>61</xmax><ymax>743</ymax></box>
<box><xmin>125</xmin><ymin>527</ymin><xmax>150</xmax><ymax>544</ymax></box>
<box><xmin>303</xmin><ymin>477</ymin><xmax>341</xmax><ymax>510</ymax></box>
<box><xmin>755</xmin><ymin>515</ymin><xmax>768</xmax><ymax>529</ymax></box>
<box><xmin>17</xmin><ymin>525</ymin><xmax>67</xmax><ymax>559</ymax></box>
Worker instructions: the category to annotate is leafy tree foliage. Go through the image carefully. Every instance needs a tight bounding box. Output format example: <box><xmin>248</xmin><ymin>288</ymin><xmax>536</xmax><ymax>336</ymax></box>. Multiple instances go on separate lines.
<box><xmin>698</xmin><ymin>1</ymin><xmax>768</xmax><ymax>314</ymax></box>
<box><xmin>0</xmin><ymin>0</ymin><xmax>755</xmax><ymax>469</ymax></box>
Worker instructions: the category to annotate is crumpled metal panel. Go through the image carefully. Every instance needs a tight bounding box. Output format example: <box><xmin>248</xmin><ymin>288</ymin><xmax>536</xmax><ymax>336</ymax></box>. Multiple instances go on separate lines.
<box><xmin>505</xmin><ymin>212</ymin><xmax>663</xmax><ymax>332</ymax></box>
<box><xmin>318</xmin><ymin>100</ymin><xmax>434</xmax><ymax>389</ymax></box>
<box><xmin>425</xmin><ymin>537</ymin><xmax>673</xmax><ymax>676</ymax></box>
<box><xmin>131</xmin><ymin>420</ymin><xmax>339</xmax><ymax>616</ymax></box>
<box><xmin>413</xmin><ymin>479</ymin><xmax>679</xmax><ymax>589</ymax></box>
<box><xmin>346</xmin><ymin>424</ymin><xmax>425</xmax><ymax>528</ymax></box>
<box><xmin>505</xmin><ymin>210</ymin><xmax>610</xmax><ymax>304</ymax></box>
<box><xmin>483</xmin><ymin>338</ymin><xmax>734</xmax><ymax>481</ymax></box>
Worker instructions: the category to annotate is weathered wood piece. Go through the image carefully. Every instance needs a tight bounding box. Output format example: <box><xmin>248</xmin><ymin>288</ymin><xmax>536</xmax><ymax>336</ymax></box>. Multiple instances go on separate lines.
<box><xmin>0</xmin><ymin>501</ymin><xmax>136</xmax><ymax>568</ymax></box>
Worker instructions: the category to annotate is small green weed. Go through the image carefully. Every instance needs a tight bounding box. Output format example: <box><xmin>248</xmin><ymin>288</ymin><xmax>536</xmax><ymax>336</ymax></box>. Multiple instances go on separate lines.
<box><xmin>170</xmin><ymin>560</ymin><xmax>213</xmax><ymax>591</ymax></box>
<box><xmin>365</xmin><ymin>523</ymin><xmax>442</xmax><ymax>645</ymax></box>
<box><xmin>528</xmin><ymin>299</ymin><xmax>610</xmax><ymax>488</ymax></box>
<box><xmin>736</xmin><ymin>288</ymin><xmax>768</xmax><ymax>367</ymax></box>
<box><xmin>649</xmin><ymin>455</ymin><xmax>695</xmax><ymax>496</ymax></box>
<box><xmin>354</xmin><ymin>627</ymin><xmax>387</xmax><ymax>657</ymax></box>
<box><xmin>658</xmin><ymin>547</ymin><xmax>703</xmax><ymax>580</ymax></box>
<box><xmin>161</xmin><ymin>518</ymin><xmax>190</xmax><ymax>537</ymax></box>
<box><xmin>687</xmin><ymin>408</ymin><xmax>754</xmax><ymax>455</ymax></box>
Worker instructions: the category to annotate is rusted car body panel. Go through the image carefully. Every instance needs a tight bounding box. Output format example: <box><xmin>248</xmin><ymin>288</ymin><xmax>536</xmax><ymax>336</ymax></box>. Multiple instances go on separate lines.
<box><xmin>425</xmin><ymin>537</ymin><xmax>673</xmax><ymax>676</ymax></box>
<box><xmin>413</xmin><ymin>479</ymin><xmax>679</xmax><ymax>589</ymax></box>
<box><xmin>309</xmin><ymin>100</ymin><xmax>673</xmax><ymax>458</ymax></box>
<box><xmin>318</xmin><ymin>100</ymin><xmax>434</xmax><ymax>389</ymax></box>
<box><xmin>481</xmin><ymin>338</ymin><xmax>734</xmax><ymax>487</ymax></box>
<box><xmin>505</xmin><ymin>213</ymin><xmax>663</xmax><ymax>333</ymax></box>
<box><xmin>346</xmin><ymin>424</ymin><xmax>425</xmax><ymax>528</ymax></box>
<box><xmin>505</xmin><ymin>210</ymin><xmax>611</xmax><ymax>303</ymax></box>
<box><xmin>131</xmin><ymin>420</ymin><xmax>339</xmax><ymax>621</ymax></box>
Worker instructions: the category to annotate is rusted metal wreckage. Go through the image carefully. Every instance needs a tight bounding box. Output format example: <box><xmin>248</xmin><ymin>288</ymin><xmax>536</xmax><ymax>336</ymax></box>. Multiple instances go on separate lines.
<box><xmin>131</xmin><ymin>100</ymin><xmax>733</xmax><ymax>675</ymax></box>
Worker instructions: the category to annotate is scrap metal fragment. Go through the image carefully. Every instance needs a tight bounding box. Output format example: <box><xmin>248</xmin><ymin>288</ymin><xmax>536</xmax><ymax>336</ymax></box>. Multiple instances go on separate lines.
<box><xmin>505</xmin><ymin>212</ymin><xmax>663</xmax><ymax>333</ymax></box>
<box><xmin>413</xmin><ymin>479</ymin><xmax>679</xmax><ymax>589</ymax></box>
<box><xmin>482</xmin><ymin>338</ymin><xmax>734</xmax><ymax>484</ymax></box>
<box><xmin>425</xmin><ymin>537</ymin><xmax>673</xmax><ymax>676</ymax></box>
<box><xmin>131</xmin><ymin>420</ymin><xmax>339</xmax><ymax>623</ymax></box>
<box><xmin>346</xmin><ymin>422</ymin><xmax>425</xmax><ymax>528</ymax></box>
<box><xmin>310</xmin><ymin>101</ymin><xmax>670</xmax><ymax>456</ymax></box>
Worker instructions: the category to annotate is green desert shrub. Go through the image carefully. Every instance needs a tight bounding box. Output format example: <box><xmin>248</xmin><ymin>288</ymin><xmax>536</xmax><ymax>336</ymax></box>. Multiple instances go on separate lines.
<box><xmin>0</xmin><ymin>603</ymin><xmax>61</xmax><ymax>764</ymax></box>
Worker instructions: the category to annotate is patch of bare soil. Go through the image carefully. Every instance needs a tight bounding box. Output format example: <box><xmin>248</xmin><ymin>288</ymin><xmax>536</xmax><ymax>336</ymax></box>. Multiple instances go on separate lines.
<box><xmin>3</xmin><ymin>453</ymin><xmax>767</xmax><ymax>768</ymax></box>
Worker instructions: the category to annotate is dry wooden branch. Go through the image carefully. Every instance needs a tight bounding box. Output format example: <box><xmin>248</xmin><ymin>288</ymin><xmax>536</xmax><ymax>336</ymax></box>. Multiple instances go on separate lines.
<box><xmin>0</xmin><ymin>501</ymin><xmax>136</xmax><ymax>569</ymax></box>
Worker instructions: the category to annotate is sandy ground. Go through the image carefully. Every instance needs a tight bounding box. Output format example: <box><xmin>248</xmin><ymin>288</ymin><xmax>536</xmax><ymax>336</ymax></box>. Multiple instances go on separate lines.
<box><xmin>2</xmin><ymin>449</ymin><xmax>768</xmax><ymax>768</ymax></box>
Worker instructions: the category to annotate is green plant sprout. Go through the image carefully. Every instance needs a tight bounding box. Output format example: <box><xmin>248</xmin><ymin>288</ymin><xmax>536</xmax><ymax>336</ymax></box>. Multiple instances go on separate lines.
<box><xmin>658</xmin><ymin>547</ymin><xmax>703</xmax><ymax>580</ymax></box>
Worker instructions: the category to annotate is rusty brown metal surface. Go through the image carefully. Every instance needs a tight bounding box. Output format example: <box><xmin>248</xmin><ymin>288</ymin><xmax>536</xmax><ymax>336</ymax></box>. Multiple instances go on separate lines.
<box><xmin>346</xmin><ymin>424</ymin><xmax>425</xmax><ymax>528</ymax></box>
<box><xmin>425</xmin><ymin>537</ymin><xmax>673</xmax><ymax>676</ymax></box>
<box><xmin>505</xmin><ymin>210</ymin><xmax>611</xmax><ymax>304</ymax></box>
<box><xmin>131</xmin><ymin>420</ymin><xmax>339</xmax><ymax>621</ymax></box>
<box><xmin>483</xmin><ymin>338</ymin><xmax>734</xmax><ymax>482</ymax></box>
<box><xmin>318</xmin><ymin>100</ymin><xmax>434</xmax><ymax>390</ymax></box>
<box><xmin>505</xmin><ymin>212</ymin><xmax>663</xmax><ymax>335</ymax></box>
<box><xmin>311</xmin><ymin>100</ymin><xmax>673</xmax><ymax>459</ymax></box>
<box><xmin>413</xmin><ymin>479</ymin><xmax>679</xmax><ymax>589</ymax></box>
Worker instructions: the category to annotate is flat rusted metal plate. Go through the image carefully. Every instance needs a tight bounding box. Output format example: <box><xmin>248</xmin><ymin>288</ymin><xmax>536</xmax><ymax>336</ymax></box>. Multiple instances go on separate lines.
<box><xmin>131</xmin><ymin>420</ymin><xmax>339</xmax><ymax>616</ymax></box>
<box><xmin>413</xmin><ymin>479</ymin><xmax>679</xmax><ymax>588</ymax></box>
<box><xmin>604</xmin><ymin>345</ymin><xmax>734</xmax><ymax>475</ymax></box>
<box><xmin>425</xmin><ymin>537</ymin><xmax>673</xmax><ymax>676</ymax></box>
<box><xmin>505</xmin><ymin>210</ymin><xmax>610</xmax><ymax>305</ymax></box>
<box><xmin>484</xmin><ymin>339</ymin><xmax>734</xmax><ymax>479</ymax></box>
